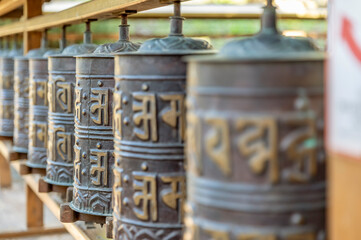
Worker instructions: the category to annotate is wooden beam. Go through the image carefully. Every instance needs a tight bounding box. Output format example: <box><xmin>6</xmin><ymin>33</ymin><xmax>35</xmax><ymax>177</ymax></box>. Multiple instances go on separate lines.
<box><xmin>0</xmin><ymin>0</ymin><xmax>169</xmax><ymax>37</ymax></box>
<box><xmin>11</xmin><ymin>161</ymin><xmax>107</xmax><ymax>240</ymax></box>
<box><xmin>23</xmin><ymin>0</ymin><xmax>43</xmax><ymax>54</ymax></box>
<box><xmin>0</xmin><ymin>227</ymin><xmax>66</xmax><ymax>239</ymax></box>
<box><xmin>26</xmin><ymin>185</ymin><xmax>44</xmax><ymax>228</ymax></box>
<box><xmin>0</xmin><ymin>149</ymin><xmax>11</xmax><ymax>188</ymax></box>
<box><xmin>0</xmin><ymin>0</ymin><xmax>24</xmax><ymax>18</ymax></box>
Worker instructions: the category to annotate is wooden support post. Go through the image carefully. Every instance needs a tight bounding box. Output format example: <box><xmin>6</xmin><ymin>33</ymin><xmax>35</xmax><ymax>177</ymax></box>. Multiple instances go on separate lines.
<box><xmin>0</xmin><ymin>152</ymin><xmax>11</xmax><ymax>188</ymax></box>
<box><xmin>26</xmin><ymin>185</ymin><xmax>44</xmax><ymax>228</ymax></box>
<box><xmin>23</xmin><ymin>0</ymin><xmax>43</xmax><ymax>54</ymax></box>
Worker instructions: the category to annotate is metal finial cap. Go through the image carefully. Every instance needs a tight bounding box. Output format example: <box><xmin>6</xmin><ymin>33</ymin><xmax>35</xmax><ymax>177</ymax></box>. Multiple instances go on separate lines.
<box><xmin>137</xmin><ymin>1</ymin><xmax>212</xmax><ymax>53</ymax></box>
<box><xmin>62</xmin><ymin>21</ymin><xmax>98</xmax><ymax>55</ymax></box>
<box><xmin>93</xmin><ymin>14</ymin><xmax>140</xmax><ymax>54</ymax></box>
<box><xmin>219</xmin><ymin>0</ymin><xmax>319</xmax><ymax>58</ymax></box>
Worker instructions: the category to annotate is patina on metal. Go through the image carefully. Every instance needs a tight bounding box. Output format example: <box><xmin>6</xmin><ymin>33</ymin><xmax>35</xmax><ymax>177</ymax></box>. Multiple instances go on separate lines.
<box><xmin>0</xmin><ymin>36</ymin><xmax>22</xmax><ymax>138</ymax></box>
<box><xmin>60</xmin><ymin>15</ymin><xmax>140</xmax><ymax>225</ymax></box>
<box><xmin>20</xmin><ymin>30</ymin><xmax>61</xmax><ymax>175</ymax></box>
<box><xmin>14</xmin><ymin>30</ymin><xmax>57</xmax><ymax>154</ymax></box>
<box><xmin>112</xmin><ymin>3</ymin><xmax>212</xmax><ymax>239</ymax></box>
<box><xmin>39</xmin><ymin>23</ymin><xmax>97</xmax><ymax>193</ymax></box>
<box><xmin>184</xmin><ymin>1</ymin><xmax>326</xmax><ymax>239</ymax></box>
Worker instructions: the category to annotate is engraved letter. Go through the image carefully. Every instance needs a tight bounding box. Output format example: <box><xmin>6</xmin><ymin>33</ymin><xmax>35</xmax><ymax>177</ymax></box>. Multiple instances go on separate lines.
<box><xmin>90</xmin><ymin>88</ymin><xmax>109</xmax><ymax>125</ymax></box>
<box><xmin>113</xmin><ymin>91</ymin><xmax>122</xmax><ymax>139</ymax></box>
<box><xmin>205</xmin><ymin>117</ymin><xmax>231</xmax><ymax>176</ymax></box>
<box><xmin>132</xmin><ymin>92</ymin><xmax>158</xmax><ymax>142</ymax></box>
<box><xmin>133</xmin><ymin>172</ymin><xmax>157</xmax><ymax>221</ymax></box>
<box><xmin>236</xmin><ymin>118</ymin><xmax>278</xmax><ymax>183</ymax></box>
<box><xmin>90</xmin><ymin>149</ymin><xmax>108</xmax><ymax>186</ymax></box>
<box><xmin>160</xmin><ymin>93</ymin><xmax>185</xmax><ymax>141</ymax></box>
<box><xmin>281</xmin><ymin>116</ymin><xmax>318</xmax><ymax>183</ymax></box>
<box><xmin>75</xmin><ymin>88</ymin><xmax>81</xmax><ymax>124</ymax></box>
<box><xmin>160</xmin><ymin>174</ymin><xmax>186</xmax><ymax>221</ymax></box>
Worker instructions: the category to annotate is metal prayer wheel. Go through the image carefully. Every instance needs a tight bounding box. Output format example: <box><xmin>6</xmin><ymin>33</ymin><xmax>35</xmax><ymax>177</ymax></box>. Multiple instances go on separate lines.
<box><xmin>21</xmin><ymin>31</ymin><xmax>60</xmax><ymax>175</ymax></box>
<box><xmin>0</xmin><ymin>37</ymin><xmax>22</xmax><ymax>137</ymax></box>
<box><xmin>14</xmin><ymin>31</ymin><xmax>56</xmax><ymax>154</ymax></box>
<box><xmin>39</xmin><ymin>23</ymin><xmax>97</xmax><ymax>193</ymax></box>
<box><xmin>60</xmin><ymin>15</ymin><xmax>139</xmax><ymax>224</ymax></box>
<box><xmin>184</xmin><ymin>1</ymin><xmax>326</xmax><ymax>239</ymax></box>
<box><xmin>112</xmin><ymin>3</ymin><xmax>212</xmax><ymax>239</ymax></box>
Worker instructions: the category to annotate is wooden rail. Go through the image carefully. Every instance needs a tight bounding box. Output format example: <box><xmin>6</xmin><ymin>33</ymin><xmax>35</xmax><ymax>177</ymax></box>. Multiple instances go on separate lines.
<box><xmin>0</xmin><ymin>0</ymin><xmax>24</xmax><ymax>17</ymax></box>
<box><xmin>10</xmin><ymin>161</ymin><xmax>108</xmax><ymax>240</ymax></box>
<box><xmin>0</xmin><ymin>0</ymin><xmax>169</xmax><ymax>37</ymax></box>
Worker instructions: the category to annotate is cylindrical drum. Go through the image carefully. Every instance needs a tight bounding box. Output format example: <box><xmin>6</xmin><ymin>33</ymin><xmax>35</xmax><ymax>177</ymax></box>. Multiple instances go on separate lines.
<box><xmin>13</xmin><ymin>57</ymin><xmax>29</xmax><ymax>152</ymax></box>
<box><xmin>64</xmin><ymin>18</ymin><xmax>140</xmax><ymax>224</ymax></box>
<box><xmin>112</xmin><ymin>5</ymin><xmax>212</xmax><ymax>238</ymax></box>
<box><xmin>184</xmin><ymin>2</ymin><xmax>326</xmax><ymax>240</ymax></box>
<box><xmin>0</xmin><ymin>56</ymin><xmax>16</xmax><ymax>136</ymax></box>
<box><xmin>27</xmin><ymin>57</ymin><xmax>49</xmax><ymax>169</ymax></box>
<box><xmin>45</xmin><ymin>55</ymin><xmax>77</xmax><ymax>188</ymax></box>
<box><xmin>72</xmin><ymin>54</ymin><xmax>114</xmax><ymax>218</ymax></box>
<box><xmin>14</xmin><ymin>33</ymin><xmax>56</xmax><ymax>154</ymax></box>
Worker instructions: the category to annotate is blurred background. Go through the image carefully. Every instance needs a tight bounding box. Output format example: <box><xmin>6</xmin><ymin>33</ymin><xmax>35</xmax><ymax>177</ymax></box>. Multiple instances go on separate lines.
<box><xmin>0</xmin><ymin>0</ymin><xmax>328</xmax><ymax>50</ymax></box>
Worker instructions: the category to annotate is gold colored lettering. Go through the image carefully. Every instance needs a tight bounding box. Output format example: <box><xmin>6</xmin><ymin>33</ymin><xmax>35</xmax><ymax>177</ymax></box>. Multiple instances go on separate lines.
<box><xmin>113</xmin><ymin>91</ymin><xmax>122</xmax><ymax>139</ymax></box>
<box><xmin>55</xmin><ymin>126</ymin><xmax>73</xmax><ymax>162</ymax></box>
<box><xmin>160</xmin><ymin>174</ymin><xmax>186</xmax><ymax>221</ymax></box>
<box><xmin>90</xmin><ymin>88</ymin><xmax>109</xmax><ymax>125</ymax></box>
<box><xmin>74</xmin><ymin>143</ymin><xmax>81</xmax><ymax>184</ymax></box>
<box><xmin>56</xmin><ymin>78</ymin><xmax>72</xmax><ymax>113</ymax></box>
<box><xmin>187</xmin><ymin>113</ymin><xmax>202</xmax><ymax>175</ymax></box>
<box><xmin>160</xmin><ymin>93</ymin><xmax>185</xmax><ymax>141</ymax></box>
<box><xmin>133</xmin><ymin>172</ymin><xmax>157</xmax><ymax>221</ymax></box>
<box><xmin>236</xmin><ymin>118</ymin><xmax>278</xmax><ymax>183</ymax></box>
<box><xmin>205</xmin><ymin>117</ymin><xmax>231</xmax><ymax>176</ymax></box>
<box><xmin>281</xmin><ymin>116</ymin><xmax>318</xmax><ymax>183</ymax></box>
<box><xmin>75</xmin><ymin>88</ymin><xmax>81</xmax><ymax>124</ymax></box>
<box><xmin>132</xmin><ymin>92</ymin><xmax>158</xmax><ymax>142</ymax></box>
<box><xmin>90</xmin><ymin>150</ymin><xmax>108</xmax><ymax>186</ymax></box>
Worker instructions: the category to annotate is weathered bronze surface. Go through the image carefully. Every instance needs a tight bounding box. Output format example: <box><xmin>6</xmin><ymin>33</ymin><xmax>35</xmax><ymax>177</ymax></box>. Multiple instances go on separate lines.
<box><xmin>43</xmin><ymin>23</ymin><xmax>97</xmax><ymax>192</ymax></box>
<box><xmin>184</xmin><ymin>1</ymin><xmax>326</xmax><ymax>239</ymax></box>
<box><xmin>112</xmin><ymin>4</ymin><xmax>212</xmax><ymax>239</ymax></box>
<box><xmin>25</xmin><ymin>31</ymin><xmax>59</xmax><ymax>170</ymax></box>
<box><xmin>13</xmin><ymin>34</ymin><xmax>55</xmax><ymax>154</ymax></box>
<box><xmin>13</xmin><ymin>57</ymin><xmax>29</xmax><ymax>153</ymax></box>
<box><xmin>0</xmin><ymin>38</ymin><xmax>22</xmax><ymax>137</ymax></box>
<box><xmin>65</xmin><ymin>16</ymin><xmax>139</xmax><ymax>223</ymax></box>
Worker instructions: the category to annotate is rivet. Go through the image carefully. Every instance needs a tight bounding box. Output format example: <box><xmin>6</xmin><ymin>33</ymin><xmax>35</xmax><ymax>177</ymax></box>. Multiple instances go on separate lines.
<box><xmin>81</xmin><ymin>169</ymin><xmax>86</xmax><ymax>176</ymax></box>
<box><xmin>124</xmin><ymin>117</ymin><xmax>130</xmax><ymax>125</ymax></box>
<box><xmin>82</xmin><ymin>152</ymin><xmax>87</xmax><ymax>158</ymax></box>
<box><xmin>123</xmin><ymin>198</ymin><xmax>130</xmax><ymax>206</ymax></box>
<box><xmin>116</xmin><ymin>83</ymin><xmax>120</xmax><ymax>91</ymax></box>
<box><xmin>82</xmin><ymin>93</ymin><xmax>87</xmax><ymax>100</ymax></box>
<box><xmin>96</xmin><ymin>142</ymin><xmax>102</xmax><ymax>149</ymax></box>
<box><xmin>98</xmin><ymin>80</ymin><xmax>103</xmax><ymax>87</ymax></box>
<box><xmin>122</xmin><ymin>96</ymin><xmax>128</xmax><ymax>105</ymax></box>
<box><xmin>141</xmin><ymin>162</ymin><xmax>148</xmax><ymax>171</ymax></box>
<box><xmin>290</xmin><ymin>213</ymin><xmax>305</xmax><ymax>226</ymax></box>
<box><xmin>82</xmin><ymin>109</ymin><xmax>86</xmax><ymax>115</ymax></box>
<box><xmin>76</xmin><ymin>139</ymin><xmax>80</xmax><ymax>146</ymax></box>
<box><xmin>116</xmin><ymin>159</ymin><xmax>121</xmax><ymax>165</ymax></box>
<box><xmin>123</xmin><ymin>175</ymin><xmax>129</xmax><ymax>183</ymax></box>
<box><xmin>142</xmin><ymin>83</ymin><xmax>149</xmax><ymax>91</ymax></box>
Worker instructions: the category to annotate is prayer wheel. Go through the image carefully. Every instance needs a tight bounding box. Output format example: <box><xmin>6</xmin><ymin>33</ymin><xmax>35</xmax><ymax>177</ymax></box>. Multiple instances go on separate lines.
<box><xmin>184</xmin><ymin>1</ymin><xmax>326</xmax><ymax>239</ymax></box>
<box><xmin>0</xmin><ymin>37</ymin><xmax>22</xmax><ymax>138</ymax></box>
<box><xmin>13</xmin><ymin>31</ymin><xmax>55</xmax><ymax>154</ymax></box>
<box><xmin>20</xmin><ymin>30</ymin><xmax>60</xmax><ymax>175</ymax></box>
<box><xmin>39</xmin><ymin>23</ymin><xmax>97</xmax><ymax>193</ymax></box>
<box><xmin>112</xmin><ymin>3</ymin><xmax>212</xmax><ymax>239</ymax></box>
<box><xmin>60</xmin><ymin>16</ymin><xmax>139</xmax><ymax>224</ymax></box>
